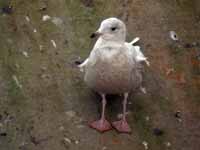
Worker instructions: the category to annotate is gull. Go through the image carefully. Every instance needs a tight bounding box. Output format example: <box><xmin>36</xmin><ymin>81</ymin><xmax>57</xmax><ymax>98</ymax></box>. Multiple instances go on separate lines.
<box><xmin>79</xmin><ymin>18</ymin><xmax>146</xmax><ymax>133</ymax></box>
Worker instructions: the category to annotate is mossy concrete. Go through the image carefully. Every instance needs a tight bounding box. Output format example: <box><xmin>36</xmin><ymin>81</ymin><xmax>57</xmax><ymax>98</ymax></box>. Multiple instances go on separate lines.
<box><xmin>0</xmin><ymin>0</ymin><xmax>200</xmax><ymax>150</ymax></box>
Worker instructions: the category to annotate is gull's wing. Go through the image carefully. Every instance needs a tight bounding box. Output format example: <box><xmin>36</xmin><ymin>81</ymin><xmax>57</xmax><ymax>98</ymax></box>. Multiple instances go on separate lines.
<box><xmin>126</xmin><ymin>38</ymin><xmax>150</xmax><ymax>66</ymax></box>
<box><xmin>130</xmin><ymin>37</ymin><xmax>140</xmax><ymax>45</ymax></box>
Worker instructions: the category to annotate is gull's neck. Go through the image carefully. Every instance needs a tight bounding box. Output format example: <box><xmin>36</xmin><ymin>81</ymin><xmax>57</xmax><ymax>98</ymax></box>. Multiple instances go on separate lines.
<box><xmin>93</xmin><ymin>37</ymin><xmax>125</xmax><ymax>49</ymax></box>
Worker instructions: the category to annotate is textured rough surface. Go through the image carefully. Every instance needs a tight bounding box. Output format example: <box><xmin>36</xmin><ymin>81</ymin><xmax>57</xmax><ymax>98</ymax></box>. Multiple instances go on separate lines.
<box><xmin>0</xmin><ymin>0</ymin><xmax>200</xmax><ymax>150</ymax></box>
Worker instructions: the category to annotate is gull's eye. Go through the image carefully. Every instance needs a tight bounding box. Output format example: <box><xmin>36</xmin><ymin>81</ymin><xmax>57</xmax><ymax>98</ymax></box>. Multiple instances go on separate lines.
<box><xmin>111</xmin><ymin>27</ymin><xmax>117</xmax><ymax>31</ymax></box>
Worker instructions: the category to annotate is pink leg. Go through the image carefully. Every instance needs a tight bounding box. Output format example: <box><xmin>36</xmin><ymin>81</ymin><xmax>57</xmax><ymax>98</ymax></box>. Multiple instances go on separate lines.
<box><xmin>112</xmin><ymin>93</ymin><xmax>131</xmax><ymax>133</ymax></box>
<box><xmin>89</xmin><ymin>94</ymin><xmax>112</xmax><ymax>132</ymax></box>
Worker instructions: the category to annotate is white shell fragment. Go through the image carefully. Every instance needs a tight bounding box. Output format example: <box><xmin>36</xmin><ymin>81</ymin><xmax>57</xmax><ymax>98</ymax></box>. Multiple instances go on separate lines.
<box><xmin>22</xmin><ymin>51</ymin><xmax>29</xmax><ymax>58</ymax></box>
<box><xmin>165</xmin><ymin>142</ymin><xmax>171</xmax><ymax>147</ymax></box>
<box><xmin>25</xmin><ymin>16</ymin><xmax>30</xmax><ymax>22</ymax></box>
<box><xmin>140</xmin><ymin>87</ymin><xmax>147</xmax><ymax>94</ymax></box>
<box><xmin>33</xmin><ymin>29</ymin><xmax>37</xmax><ymax>33</ymax></box>
<box><xmin>102</xmin><ymin>146</ymin><xmax>107</xmax><ymax>150</ymax></box>
<box><xmin>169</xmin><ymin>31</ymin><xmax>179</xmax><ymax>41</ymax></box>
<box><xmin>166</xmin><ymin>68</ymin><xmax>174</xmax><ymax>76</ymax></box>
<box><xmin>65</xmin><ymin>110</ymin><xmax>76</xmax><ymax>119</ymax></box>
<box><xmin>64</xmin><ymin>137</ymin><xmax>72</xmax><ymax>144</ymax></box>
<box><xmin>142</xmin><ymin>141</ymin><xmax>148</xmax><ymax>150</ymax></box>
<box><xmin>39</xmin><ymin>45</ymin><xmax>43</xmax><ymax>51</ymax></box>
<box><xmin>12</xmin><ymin>75</ymin><xmax>22</xmax><ymax>89</ymax></box>
<box><xmin>117</xmin><ymin>111</ymin><xmax>131</xmax><ymax>119</ymax></box>
<box><xmin>75</xmin><ymin>140</ymin><xmax>79</xmax><ymax>144</ymax></box>
<box><xmin>145</xmin><ymin>116</ymin><xmax>150</xmax><ymax>121</ymax></box>
<box><xmin>15</xmin><ymin>63</ymin><xmax>20</xmax><ymax>69</ymax></box>
<box><xmin>51</xmin><ymin>40</ymin><xmax>57</xmax><ymax>48</ymax></box>
<box><xmin>52</xmin><ymin>17</ymin><xmax>63</xmax><ymax>26</ymax></box>
<box><xmin>42</xmin><ymin>15</ymin><xmax>51</xmax><ymax>21</ymax></box>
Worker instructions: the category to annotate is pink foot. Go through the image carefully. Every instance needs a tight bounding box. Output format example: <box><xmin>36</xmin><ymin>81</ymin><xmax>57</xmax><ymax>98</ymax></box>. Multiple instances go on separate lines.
<box><xmin>112</xmin><ymin>120</ymin><xmax>131</xmax><ymax>133</ymax></box>
<box><xmin>89</xmin><ymin>119</ymin><xmax>112</xmax><ymax>132</ymax></box>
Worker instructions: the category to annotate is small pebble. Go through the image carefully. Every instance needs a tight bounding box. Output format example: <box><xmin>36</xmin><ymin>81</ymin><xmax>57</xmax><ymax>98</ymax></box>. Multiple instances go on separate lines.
<box><xmin>33</xmin><ymin>29</ymin><xmax>37</xmax><ymax>33</ymax></box>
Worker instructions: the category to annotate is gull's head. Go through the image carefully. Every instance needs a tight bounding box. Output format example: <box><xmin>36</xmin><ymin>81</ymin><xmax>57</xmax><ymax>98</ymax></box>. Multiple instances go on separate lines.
<box><xmin>91</xmin><ymin>17</ymin><xmax>126</xmax><ymax>42</ymax></box>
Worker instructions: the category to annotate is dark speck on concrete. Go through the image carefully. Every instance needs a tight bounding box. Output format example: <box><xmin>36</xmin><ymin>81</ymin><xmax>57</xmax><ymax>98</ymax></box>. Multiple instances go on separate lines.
<box><xmin>174</xmin><ymin>111</ymin><xmax>181</xmax><ymax>118</ymax></box>
<box><xmin>74</xmin><ymin>60</ymin><xmax>84</xmax><ymax>65</ymax></box>
<box><xmin>0</xmin><ymin>132</ymin><xmax>7</xmax><ymax>137</ymax></box>
<box><xmin>192</xmin><ymin>42</ymin><xmax>200</xmax><ymax>47</ymax></box>
<box><xmin>80</xmin><ymin>0</ymin><xmax>94</xmax><ymax>7</ymax></box>
<box><xmin>196</xmin><ymin>53</ymin><xmax>200</xmax><ymax>60</ymax></box>
<box><xmin>2</xmin><ymin>6</ymin><xmax>13</xmax><ymax>14</ymax></box>
<box><xmin>0</xmin><ymin>114</ymin><xmax>2</xmax><ymax>121</ymax></box>
<box><xmin>153</xmin><ymin>128</ymin><xmax>164</xmax><ymax>136</ymax></box>
<box><xmin>184</xmin><ymin>43</ymin><xmax>193</xmax><ymax>48</ymax></box>
<box><xmin>30</xmin><ymin>136</ymin><xmax>40</xmax><ymax>145</ymax></box>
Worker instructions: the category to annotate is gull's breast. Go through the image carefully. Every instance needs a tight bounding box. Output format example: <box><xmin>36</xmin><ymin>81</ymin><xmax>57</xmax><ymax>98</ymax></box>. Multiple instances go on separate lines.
<box><xmin>84</xmin><ymin>48</ymin><xmax>141</xmax><ymax>94</ymax></box>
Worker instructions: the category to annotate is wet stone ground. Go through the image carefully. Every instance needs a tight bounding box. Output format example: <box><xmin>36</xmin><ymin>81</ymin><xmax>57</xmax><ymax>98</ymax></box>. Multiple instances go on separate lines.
<box><xmin>0</xmin><ymin>0</ymin><xmax>200</xmax><ymax>150</ymax></box>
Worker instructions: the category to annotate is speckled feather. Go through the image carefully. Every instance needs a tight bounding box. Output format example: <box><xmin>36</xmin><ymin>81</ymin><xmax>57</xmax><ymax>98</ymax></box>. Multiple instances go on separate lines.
<box><xmin>84</xmin><ymin>44</ymin><xmax>142</xmax><ymax>94</ymax></box>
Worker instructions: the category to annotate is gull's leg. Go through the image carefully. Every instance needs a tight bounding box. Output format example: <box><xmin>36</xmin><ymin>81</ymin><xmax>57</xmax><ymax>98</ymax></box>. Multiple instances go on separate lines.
<box><xmin>112</xmin><ymin>93</ymin><xmax>131</xmax><ymax>133</ymax></box>
<box><xmin>89</xmin><ymin>94</ymin><xmax>112</xmax><ymax>132</ymax></box>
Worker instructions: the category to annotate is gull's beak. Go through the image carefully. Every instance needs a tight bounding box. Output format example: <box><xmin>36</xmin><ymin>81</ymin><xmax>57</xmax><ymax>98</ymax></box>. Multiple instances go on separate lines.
<box><xmin>90</xmin><ymin>31</ymin><xmax>102</xmax><ymax>39</ymax></box>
